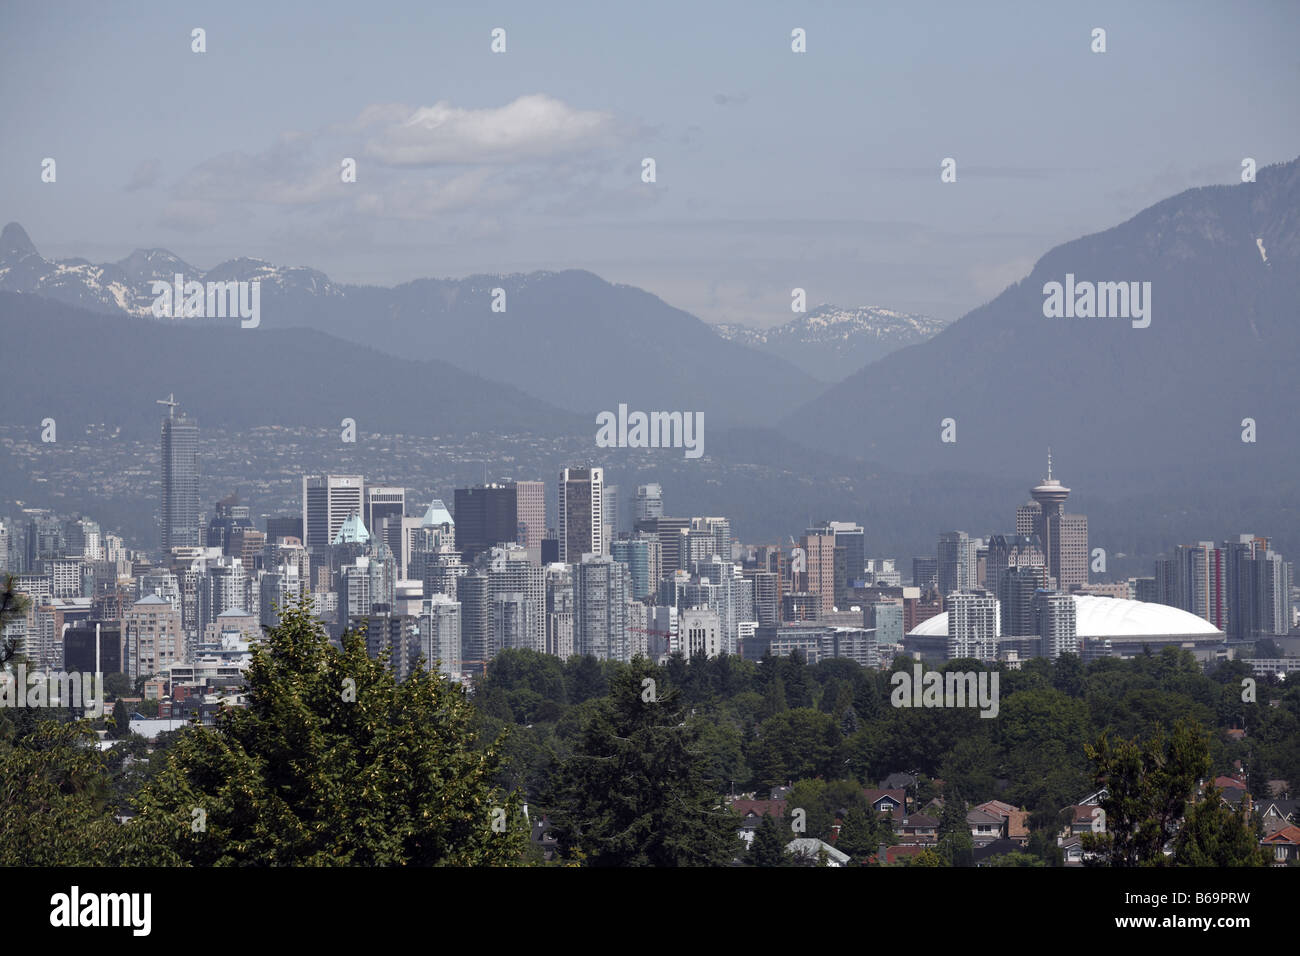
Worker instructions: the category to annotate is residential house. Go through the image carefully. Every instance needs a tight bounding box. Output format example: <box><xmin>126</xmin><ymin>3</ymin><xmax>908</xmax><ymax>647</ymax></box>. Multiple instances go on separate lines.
<box><xmin>731</xmin><ymin>798</ymin><xmax>788</xmax><ymax>848</ymax></box>
<box><xmin>1260</xmin><ymin>825</ymin><xmax>1300</xmax><ymax>865</ymax></box>
<box><xmin>879</xmin><ymin>772</ymin><xmax>917</xmax><ymax>792</ymax></box>
<box><xmin>786</xmin><ymin>838</ymin><xmax>850</xmax><ymax>867</ymax></box>
<box><xmin>975</xmin><ymin>799</ymin><xmax>1031</xmax><ymax>846</ymax></box>
<box><xmin>967</xmin><ymin>808</ymin><xmax>1005</xmax><ymax>846</ymax></box>
<box><xmin>894</xmin><ymin>814</ymin><xmax>938</xmax><ymax>845</ymax></box>
<box><xmin>863</xmin><ymin>788</ymin><xmax>906</xmax><ymax>823</ymax></box>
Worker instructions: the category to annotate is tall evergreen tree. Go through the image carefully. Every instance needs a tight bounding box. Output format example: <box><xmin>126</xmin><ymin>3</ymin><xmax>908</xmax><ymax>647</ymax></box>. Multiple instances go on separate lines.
<box><xmin>542</xmin><ymin>656</ymin><xmax>743</xmax><ymax>866</ymax></box>
<box><xmin>835</xmin><ymin>804</ymin><xmax>882</xmax><ymax>862</ymax></box>
<box><xmin>746</xmin><ymin>813</ymin><xmax>789</xmax><ymax>867</ymax></box>
<box><xmin>110</xmin><ymin>698</ymin><xmax>130</xmax><ymax>739</ymax></box>
<box><xmin>937</xmin><ymin>787</ymin><xmax>973</xmax><ymax>867</ymax></box>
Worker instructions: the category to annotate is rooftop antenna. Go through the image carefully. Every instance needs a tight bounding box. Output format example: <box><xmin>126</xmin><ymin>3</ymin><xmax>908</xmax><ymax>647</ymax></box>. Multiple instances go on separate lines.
<box><xmin>1047</xmin><ymin>447</ymin><xmax>1053</xmax><ymax>480</ymax></box>
<box><xmin>156</xmin><ymin>393</ymin><xmax>178</xmax><ymax>420</ymax></box>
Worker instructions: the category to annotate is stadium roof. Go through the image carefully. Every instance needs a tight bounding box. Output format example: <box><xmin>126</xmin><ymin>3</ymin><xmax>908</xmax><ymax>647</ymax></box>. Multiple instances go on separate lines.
<box><xmin>908</xmin><ymin>594</ymin><xmax>1222</xmax><ymax>639</ymax></box>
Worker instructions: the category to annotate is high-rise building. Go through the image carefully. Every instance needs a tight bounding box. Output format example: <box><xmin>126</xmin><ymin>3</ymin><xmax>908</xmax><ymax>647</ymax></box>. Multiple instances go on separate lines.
<box><xmin>454</xmin><ymin>484</ymin><xmax>517</xmax><ymax>564</ymax></box>
<box><xmin>559</xmin><ymin>466</ymin><xmax>604</xmax><ymax>563</ymax></box>
<box><xmin>912</xmin><ymin>556</ymin><xmax>938</xmax><ymax>592</ymax></box>
<box><xmin>197</xmin><ymin>555</ymin><xmax>246</xmax><ymax>642</ymax></box>
<box><xmin>634</xmin><ymin>484</ymin><xmax>664</xmax><ymax>522</ymax></box>
<box><xmin>986</xmin><ymin>534</ymin><xmax>1046</xmax><ymax>583</ymax></box>
<box><xmin>302</xmin><ymin>475</ymin><xmax>364</xmax><ymax>553</ymax></box>
<box><xmin>366</xmin><ymin>487</ymin><xmax>406</xmax><ymax>565</ymax></box>
<box><xmin>1023</xmin><ymin>452</ymin><xmax>1088</xmax><ymax>591</ymax></box>
<box><xmin>458</xmin><ymin>573</ymin><xmax>491</xmax><ymax>669</ymax></box>
<box><xmin>745</xmin><ymin>568</ymin><xmax>779</xmax><ymax>627</ymax></box>
<box><xmin>1036</xmin><ymin>591</ymin><xmax>1077</xmax><ymax>660</ymax></box>
<box><xmin>829</xmin><ymin>522</ymin><xmax>865</xmax><ymax>603</ymax></box>
<box><xmin>159</xmin><ymin>397</ymin><xmax>200</xmax><ymax>553</ymax></box>
<box><xmin>634</xmin><ymin>516</ymin><xmax>690</xmax><ymax>576</ymax></box>
<box><xmin>1153</xmin><ymin>556</ymin><xmax>1178</xmax><ymax>607</ymax></box>
<box><xmin>514</xmin><ymin>480</ymin><xmax>546</xmax><ymax>564</ymax></box>
<box><xmin>487</xmin><ymin>545</ymin><xmax>545</xmax><ymax>653</ymax></box>
<box><xmin>679</xmin><ymin>608</ymin><xmax>722</xmax><ymax>658</ymax></box>
<box><xmin>946</xmin><ymin>590</ymin><xmax>999</xmax><ymax>664</ymax></box>
<box><xmin>612</xmin><ymin>535</ymin><xmax>657</xmax><ymax>601</ymax></box>
<box><xmin>123</xmin><ymin>594</ymin><xmax>184</xmax><ymax>680</ymax></box>
<box><xmin>801</xmin><ymin>527</ymin><xmax>836</xmax><ymax>617</ymax></box>
<box><xmin>545</xmin><ymin>563</ymin><xmax>575</xmax><ymax>658</ymax></box>
<box><xmin>206</xmin><ymin>494</ymin><xmax>252</xmax><ymax>553</ymax></box>
<box><xmin>1175</xmin><ymin>541</ymin><xmax>1227</xmax><ymax>630</ymax></box>
<box><xmin>63</xmin><ymin>621</ymin><xmax>123</xmax><ymax>676</ymax></box>
<box><xmin>1000</xmin><ymin>565</ymin><xmax>1045</xmax><ymax>637</ymax></box>
<box><xmin>1223</xmin><ymin>535</ymin><xmax>1293</xmax><ymax>639</ymax></box>
<box><xmin>869</xmin><ymin>602</ymin><xmax>904</xmax><ymax>646</ymax></box>
<box><xmin>602</xmin><ymin>484</ymin><xmax>620</xmax><ymax>555</ymax></box>
<box><xmin>574</xmin><ymin>554</ymin><xmax>631</xmax><ymax>661</ymax></box>
<box><xmin>419</xmin><ymin>594</ymin><xmax>462</xmax><ymax>676</ymax></box>
<box><xmin>937</xmin><ymin>531</ymin><xmax>971</xmax><ymax>601</ymax></box>
<box><xmin>265</xmin><ymin>514</ymin><xmax>304</xmax><ymax>543</ymax></box>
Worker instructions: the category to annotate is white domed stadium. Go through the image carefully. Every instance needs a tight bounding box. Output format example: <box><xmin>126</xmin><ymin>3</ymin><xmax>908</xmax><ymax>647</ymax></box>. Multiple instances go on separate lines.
<box><xmin>908</xmin><ymin>594</ymin><xmax>1224</xmax><ymax>659</ymax></box>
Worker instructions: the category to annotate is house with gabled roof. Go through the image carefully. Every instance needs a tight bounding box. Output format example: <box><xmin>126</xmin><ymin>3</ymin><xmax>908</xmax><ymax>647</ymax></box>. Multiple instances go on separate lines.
<box><xmin>1258</xmin><ymin>798</ymin><xmax>1297</xmax><ymax>826</ymax></box>
<box><xmin>786</xmin><ymin>838</ymin><xmax>850</xmax><ymax>867</ymax></box>
<box><xmin>879</xmin><ymin>772</ymin><xmax>917</xmax><ymax>791</ymax></box>
<box><xmin>863</xmin><ymin>788</ymin><xmax>906</xmax><ymax>822</ymax></box>
<box><xmin>894</xmin><ymin>814</ymin><xmax>938</xmax><ymax>844</ymax></box>
<box><xmin>966</xmin><ymin>808</ymin><xmax>1005</xmax><ymax>846</ymax></box>
<box><xmin>730</xmin><ymin>798</ymin><xmax>788</xmax><ymax>847</ymax></box>
<box><xmin>1260</xmin><ymin>825</ymin><xmax>1300</xmax><ymax>865</ymax></box>
<box><xmin>975</xmin><ymin>799</ymin><xmax>1031</xmax><ymax>845</ymax></box>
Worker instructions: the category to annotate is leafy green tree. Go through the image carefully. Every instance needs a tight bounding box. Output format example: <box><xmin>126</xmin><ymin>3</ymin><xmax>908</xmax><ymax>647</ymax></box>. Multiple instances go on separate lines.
<box><xmin>0</xmin><ymin>573</ymin><xmax>30</xmax><ymax>666</ymax></box>
<box><xmin>564</xmin><ymin>654</ymin><xmax>609</xmax><ymax>705</ymax></box>
<box><xmin>1173</xmin><ymin>786</ymin><xmax>1271</xmax><ymax>866</ymax></box>
<box><xmin>0</xmin><ymin>719</ymin><xmax>152</xmax><ymax>865</ymax></box>
<box><xmin>131</xmin><ymin>600</ymin><xmax>526</xmax><ymax>865</ymax></box>
<box><xmin>836</xmin><ymin>803</ymin><xmax>887</xmax><ymax>861</ymax></box>
<box><xmin>102</xmin><ymin>671</ymin><xmax>133</xmax><ymax>700</ymax></box>
<box><xmin>902</xmin><ymin>847</ymin><xmax>946</xmax><ymax>867</ymax></box>
<box><xmin>1051</xmin><ymin>654</ymin><xmax>1086</xmax><ymax>697</ymax></box>
<box><xmin>1027</xmin><ymin>828</ymin><xmax>1064</xmax><ymax>866</ymax></box>
<box><xmin>746</xmin><ymin>813</ymin><xmax>790</xmax><ymax>867</ymax></box>
<box><xmin>109</xmin><ymin>698</ymin><xmax>131</xmax><ymax>739</ymax></box>
<box><xmin>542</xmin><ymin>656</ymin><xmax>743</xmax><ymax>866</ymax></box>
<box><xmin>937</xmin><ymin>788</ymin><xmax>973</xmax><ymax>867</ymax></box>
<box><xmin>1081</xmin><ymin>719</ymin><xmax>1210</xmax><ymax>867</ymax></box>
<box><xmin>983</xmin><ymin>851</ymin><xmax>1046</xmax><ymax>867</ymax></box>
<box><xmin>760</xmin><ymin>676</ymin><xmax>788</xmax><ymax>719</ymax></box>
<box><xmin>749</xmin><ymin>709</ymin><xmax>840</xmax><ymax>787</ymax></box>
<box><xmin>784</xmin><ymin>779</ymin><xmax>833</xmax><ymax>840</ymax></box>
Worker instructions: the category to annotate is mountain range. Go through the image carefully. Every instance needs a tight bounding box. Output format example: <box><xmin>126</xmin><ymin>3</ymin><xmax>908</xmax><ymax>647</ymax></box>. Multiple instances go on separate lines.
<box><xmin>780</xmin><ymin>157</ymin><xmax>1300</xmax><ymax>500</ymax></box>
<box><xmin>0</xmin><ymin>224</ymin><xmax>821</xmax><ymax>429</ymax></box>
<box><xmin>716</xmin><ymin>305</ymin><xmax>948</xmax><ymax>382</ymax></box>
<box><xmin>2</xmin><ymin>156</ymin><xmax>1298</xmax><ymax>558</ymax></box>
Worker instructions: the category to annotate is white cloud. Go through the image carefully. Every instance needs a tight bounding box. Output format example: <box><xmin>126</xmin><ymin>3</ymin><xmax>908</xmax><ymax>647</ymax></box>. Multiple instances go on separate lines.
<box><xmin>364</xmin><ymin>94</ymin><xmax>615</xmax><ymax>166</ymax></box>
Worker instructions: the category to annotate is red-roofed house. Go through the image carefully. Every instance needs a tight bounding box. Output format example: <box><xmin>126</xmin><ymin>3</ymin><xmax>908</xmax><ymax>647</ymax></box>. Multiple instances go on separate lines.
<box><xmin>1261</xmin><ymin>825</ymin><xmax>1300</xmax><ymax>865</ymax></box>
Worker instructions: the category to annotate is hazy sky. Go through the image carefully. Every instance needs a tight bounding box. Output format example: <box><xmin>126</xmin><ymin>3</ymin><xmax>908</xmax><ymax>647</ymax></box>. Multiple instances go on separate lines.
<box><xmin>3</xmin><ymin>0</ymin><xmax>1297</xmax><ymax>326</ymax></box>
